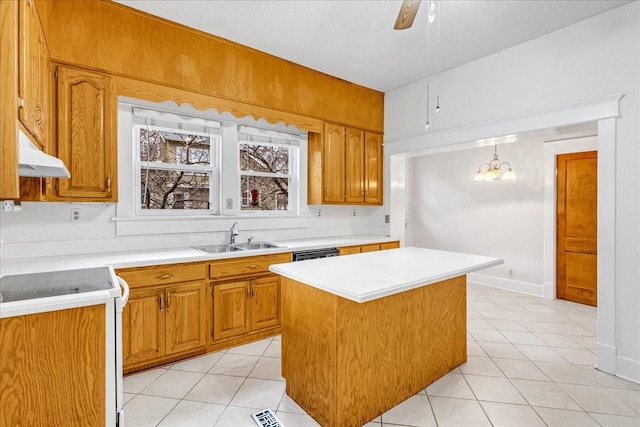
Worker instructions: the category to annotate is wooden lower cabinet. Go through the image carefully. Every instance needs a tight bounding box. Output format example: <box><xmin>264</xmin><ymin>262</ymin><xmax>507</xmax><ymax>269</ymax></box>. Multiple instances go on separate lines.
<box><xmin>338</xmin><ymin>240</ymin><xmax>400</xmax><ymax>255</ymax></box>
<box><xmin>213</xmin><ymin>276</ymin><xmax>281</xmax><ymax>341</ymax></box>
<box><xmin>122</xmin><ymin>282</ymin><xmax>206</xmax><ymax>372</ymax></box>
<box><xmin>123</xmin><ymin>287</ymin><xmax>165</xmax><ymax>365</ymax></box>
<box><xmin>213</xmin><ymin>280</ymin><xmax>251</xmax><ymax>340</ymax></box>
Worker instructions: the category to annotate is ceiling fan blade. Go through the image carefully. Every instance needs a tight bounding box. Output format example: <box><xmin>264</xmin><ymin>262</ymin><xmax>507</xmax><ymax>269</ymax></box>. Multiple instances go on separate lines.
<box><xmin>394</xmin><ymin>0</ymin><xmax>421</xmax><ymax>30</ymax></box>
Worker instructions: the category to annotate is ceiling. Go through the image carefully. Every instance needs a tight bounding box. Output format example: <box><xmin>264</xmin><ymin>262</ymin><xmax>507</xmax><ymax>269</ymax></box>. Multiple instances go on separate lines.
<box><xmin>115</xmin><ymin>0</ymin><xmax>632</xmax><ymax>93</ymax></box>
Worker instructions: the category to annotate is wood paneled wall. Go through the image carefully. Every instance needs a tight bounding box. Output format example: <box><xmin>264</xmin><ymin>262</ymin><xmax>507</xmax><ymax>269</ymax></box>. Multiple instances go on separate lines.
<box><xmin>35</xmin><ymin>0</ymin><xmax>384</xmax><ymax>132</ymax></box>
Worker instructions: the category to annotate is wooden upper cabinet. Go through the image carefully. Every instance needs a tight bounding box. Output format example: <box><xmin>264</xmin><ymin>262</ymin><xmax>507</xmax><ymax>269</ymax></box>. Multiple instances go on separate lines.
<box><xmin>345</xmin><ymin>127</ymin><xmax>365</xmax><ymax>203</ymax></box>
<box><xmin>0</xmin><ymin>0</ymin><xmax>20</xmax><ymax>200</ymax></box>
<box><xmin>309</xmin><ymin>123</ymin><xmax>383</xmax><ymax>206</ymax></box>
<box><xmin>323</xmin><ymin>123</ymin><xmax>346</xmax><ymax>203</ymax></box>
<box><xmin>18</xmin><ymin>0</ymin><xmax>50</xmax><ymax>148</ymax></box>
<box><xmin>56</xmin><ymin>65</ymin><xmax>117</xmax><ymax>201</ymax></box>
<box><xmin>364</xmin><ymin>132</ymin><xmax>383</xmax><ymax>204</ymax></box>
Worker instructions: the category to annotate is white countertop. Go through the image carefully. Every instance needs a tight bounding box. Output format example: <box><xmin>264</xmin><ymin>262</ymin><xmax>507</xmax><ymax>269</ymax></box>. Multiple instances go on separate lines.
<box><xmin>269</xmin><ymin>247</ymin><xmax>503</xmax><ymax>303</ymax></box>
<box><xmin>0</xmin><ymin>235</ymin><xmax>398</xmax><ymax>276</ymax></box>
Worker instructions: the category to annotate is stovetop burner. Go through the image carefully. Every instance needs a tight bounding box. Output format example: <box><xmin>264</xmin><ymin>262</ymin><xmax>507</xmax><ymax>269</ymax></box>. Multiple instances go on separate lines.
<box><xmin>0</xmin><ymin>267</ymin><xmax>114</xmax><ymax>303</ymax></box>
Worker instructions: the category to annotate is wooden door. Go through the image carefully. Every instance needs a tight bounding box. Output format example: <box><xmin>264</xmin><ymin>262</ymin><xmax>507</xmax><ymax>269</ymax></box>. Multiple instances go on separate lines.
<box><xmin>165</xmin><ymin>282</ymin><xmax>206</xmax><ymax>355</ymax></box>
<box><xmin>345</xmin><ymin>127</ymin><xmax>365</xmax><ymax>203</ymax></box>
<box><xmin>364</xmin><ymin>131</ymin><xmax>383</xmax><ymax>204</ymax></box>
<box><xmin>56</xmin><ymin>65</ymin><xmax>116</xmax><ymax>200</ymax></box>
<box><xmin>557</xmin><ymin>151</ymin><xmax>597</xmax><ymax>306</ymax></box>
<box><xmin>250</xmin><ymin>276</ymin><xmax>281</xmax><ymax>331</ymax></box>
<box><xmin>323</xmin><ymin>123</ymin><xmax>345</xmax><ymax>203</ymax></box>
<box><xmin>213</xmin><ymin>280</ymin><xmax>251</xmax><ymax>340</ymax></box>
<box><xmin>122</xmin><ymin>287</ymin><xmax>165</xmax><ymax>366</ymax></box>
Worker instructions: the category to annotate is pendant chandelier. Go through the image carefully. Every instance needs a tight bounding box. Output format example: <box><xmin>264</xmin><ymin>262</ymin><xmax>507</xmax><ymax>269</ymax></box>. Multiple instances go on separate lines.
<box><xmin>473</xmin><ymin>145</ymin><xmax>517</xmax><ymax>181</ymax></box>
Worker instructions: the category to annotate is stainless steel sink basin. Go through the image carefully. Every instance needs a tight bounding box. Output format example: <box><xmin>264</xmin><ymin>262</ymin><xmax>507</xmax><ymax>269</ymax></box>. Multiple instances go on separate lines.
<box><xmin>233</xmin><ymin>242</ymin><xmax>281</xmax><ymax>250</ymax></box>
<box><xmin>192</xmin><ymin>244</ymin><xmax>244</xmax><ymax>253</ymax></box>
<box><xmin>192</xmin><ymin>242</ymin><xmax>281</xmax><ymax>253</ymax></box>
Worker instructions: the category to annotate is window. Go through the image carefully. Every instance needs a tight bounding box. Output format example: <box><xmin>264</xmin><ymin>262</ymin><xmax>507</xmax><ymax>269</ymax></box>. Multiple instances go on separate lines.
<box><xmin>238</xmin><ymin>126</ymin><xmax>299</xmax><ymax>213</ymax></box>
<box><xmin>133</xmin><ymin>109</ymin><xmax>220</xmax><ymax>214</ymax></box>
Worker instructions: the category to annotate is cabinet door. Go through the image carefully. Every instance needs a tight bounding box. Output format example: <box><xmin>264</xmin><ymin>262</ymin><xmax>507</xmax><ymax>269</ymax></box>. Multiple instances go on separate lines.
<box><xmin>360</xmin><ymin>244</ymin><xmax>381</xmax><ymax>253</ymax></box>
<box><xmin>250</xmin><ymin>276</ymin><xmax>281</xmax><ymax>331</ymax></box>
<box><xmin>345</xmin><ymin>127</ymin><xmax>365</xmax><ymax>203</ymax></box>
<box><xmin>364</xmin><ymin>132</ymin><xmax>383</xmax><ymax>205</ymax></box>
<box><xmin>213</xmin><ymin>281</ymin><xmax>251</xmax><ymax>340</ymax></box>
<box><xmin>165</xmin><ymin>282</ymin><xmax>206</xmax><ymax>355</ymax></box>
<box><xmin>56</xmin><ymin>65</ymin><xmax>116</xmax><ymax>200</ymax></box>
<box><xmin>18</xmin><ymin>0</ymin><xmax>48</xmax><ymax>146</ymax></box>
<box><xmin>122</xmin><ymin>287</ymin><xmax>165</xmax><ymax>367</ymax></box>
<box><xmin>323</xmin><ymin>123</ymin><xmax>345</xmax><ymax>203</ymax></box>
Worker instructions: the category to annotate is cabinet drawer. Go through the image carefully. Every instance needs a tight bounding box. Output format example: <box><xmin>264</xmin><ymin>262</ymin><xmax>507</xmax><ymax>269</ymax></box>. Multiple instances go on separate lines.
<box><xmin>209</xmin><ymin>253</ymin><xmax>292</xmax><ymax>281</ymax></box>
<box><xmin>380</xmin><ymin>241</ymin><xmax>400</xmax><ymax>250</ymax></box>
<box><xmin>360</xmin><ymin>244</ymin><xmax>381</xmax><ymax>253</ymax></box>
<box><xmin>117</xmin><ymin>263</ymin><xmax>207</xmax><ymax>288</ymax></box>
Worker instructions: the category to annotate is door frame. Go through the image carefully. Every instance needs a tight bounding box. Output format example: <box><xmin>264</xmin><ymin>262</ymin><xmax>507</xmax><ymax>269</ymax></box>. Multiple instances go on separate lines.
<box><xmin>542</xmin><ymin>136</ymin><xmax>598</xmax><ymax>300</ymax></box>
<box><xmin>388</xmin><ymin>95</ymin><xmax>622</xmax><ymax>376</ymax></box>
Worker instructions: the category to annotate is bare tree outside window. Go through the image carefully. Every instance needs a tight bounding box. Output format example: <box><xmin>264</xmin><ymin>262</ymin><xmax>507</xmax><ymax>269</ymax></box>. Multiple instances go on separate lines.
<box><xmin>138</xmin><ymin>127</ymin><xmax>213</xmax><ymax>210</ymax></box>
<box><xmin>240</xmin><ymin>143</ymin><xmax>291</xmax><ymax>211</ymax></box>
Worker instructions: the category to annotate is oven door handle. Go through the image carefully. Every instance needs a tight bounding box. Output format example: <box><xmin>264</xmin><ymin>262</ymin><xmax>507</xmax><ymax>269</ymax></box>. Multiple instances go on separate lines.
<box><xmin>117</xmin><ymin>276</ymin><xmax>130</xmax><ymax>307</ymax></box>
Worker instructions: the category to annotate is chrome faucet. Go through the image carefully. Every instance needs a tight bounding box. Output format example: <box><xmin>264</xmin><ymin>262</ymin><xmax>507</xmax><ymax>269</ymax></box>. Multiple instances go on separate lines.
<box><xmin>230</xmin><ymin>222</ymin><xmax>239</xmax><ymax>244</ymax></box>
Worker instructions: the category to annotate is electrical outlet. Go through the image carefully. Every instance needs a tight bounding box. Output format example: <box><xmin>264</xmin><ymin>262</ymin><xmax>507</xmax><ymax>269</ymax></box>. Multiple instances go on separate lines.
<box><xmin>71</xmin><ymin>208</ymin><xmax>81</xmax><ymax>222</ymax></box>
<box><xmin>385</xmin><ymin>214</ymin><xmax>390</xmax><ymax>224</ymax></box>
<box><xmin>226</xmin><ymin>198</ymin><xmax>233</xmax><ymax>209</ymax></box>
<box><xmin>317</xmin><ymin>209</ymin><xmax>321</xmax><ymax>217</ymax></box>
<box><xmin>352</xmin><ymin>209</ymin><xmax>357</xmax><ymax>217</ymax></box>
<box><xmin>508</xmin><ymin>269</ymin><xmax>515</xmax><ymax>278</ymax></box>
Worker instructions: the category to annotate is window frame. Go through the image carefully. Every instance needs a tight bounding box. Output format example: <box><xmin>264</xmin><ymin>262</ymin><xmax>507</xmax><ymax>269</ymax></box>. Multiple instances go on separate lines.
<box><xmin>132</xmin><ymin>118</ymin><xmax>221</xmax><ymax>216</ymax></box>
<box><xmin>237</xmin><ymin>127</ymin><xmax>300</xmax><ymax>216</ymax></box>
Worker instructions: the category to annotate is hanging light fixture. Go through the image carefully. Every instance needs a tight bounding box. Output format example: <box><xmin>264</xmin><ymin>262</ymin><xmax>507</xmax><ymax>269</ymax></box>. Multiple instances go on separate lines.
<box><xmin>473</xmin><ymin>145</ymin><xmax>517</xmax><ymax>181</ymax></box>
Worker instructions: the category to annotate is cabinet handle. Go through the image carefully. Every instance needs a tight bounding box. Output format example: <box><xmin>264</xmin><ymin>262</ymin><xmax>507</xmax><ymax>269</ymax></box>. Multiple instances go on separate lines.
<box><xmin>35</xmin><ymin>104</ymin><xmax>44</xmax><ymax>128</ymax></box>
<box><xmin>106</xmin><ymin>174</ymin><xmax>112</xmax><ymax>192</ymax></box>
<box><xmin>159</xmin><ymin>294</ymin><xmax>164</xmax><ymax>312</ymax></box>
<box><xmin>246</xmin><ymin>264</ymin><xmax>260</xmax><ymax>269</ymax></box>
<box><xmin>156</xmin><ymin>274</ymin><xmax>174</xmax><ymax>280</ymax></box>
<box><xmin>166</xmin><ymin>293</ymin><xmax>171</xmax><ymax>311</ymax></box>
<box><xmin>251</xmin><ymin>286</ymin><xmax>255</xmax><ymax>298</ymax></box>
<box><xmin>246</xmin><ymin>286</ymin><xmax>250</xmax><ymax>298</ymax></box>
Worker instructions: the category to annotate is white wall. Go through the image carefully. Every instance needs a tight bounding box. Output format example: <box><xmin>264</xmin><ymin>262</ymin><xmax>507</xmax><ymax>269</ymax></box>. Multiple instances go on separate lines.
<box><xmin>385</xmin><ymin>2</ymin><xmax>640</xmax><ymax>382</ymax></box>
<box><xmin>410</xmin><ymin>138</ymin><xmax>546</xmax><ymax>295</ymax></box>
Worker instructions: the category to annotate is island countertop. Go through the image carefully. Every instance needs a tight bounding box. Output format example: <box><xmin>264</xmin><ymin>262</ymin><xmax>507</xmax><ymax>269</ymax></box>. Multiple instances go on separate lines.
<box><xmin>269</xmin><ymin>246</ymin><xmax>503</xmax><ymax>303</ymax></box>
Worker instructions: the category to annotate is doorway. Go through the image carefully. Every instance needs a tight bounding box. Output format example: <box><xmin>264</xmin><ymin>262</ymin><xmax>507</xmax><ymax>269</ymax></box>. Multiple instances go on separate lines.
<box><xmin>556</xmin><ymin>151</ymin><xmax>598</xmax><ymax>306</ymax></box>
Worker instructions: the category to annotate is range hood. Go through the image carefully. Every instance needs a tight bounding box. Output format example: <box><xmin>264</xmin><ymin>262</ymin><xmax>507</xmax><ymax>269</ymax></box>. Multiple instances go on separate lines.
<box><xmin>18</xmin><ymin>129</ymin><xmax>70</xmax><ymax>178</ymax></box>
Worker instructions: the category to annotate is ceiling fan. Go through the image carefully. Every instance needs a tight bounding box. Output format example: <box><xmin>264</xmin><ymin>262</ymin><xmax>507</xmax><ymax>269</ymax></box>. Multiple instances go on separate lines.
<box><xmin>394</xmin><ymin>0</ymin><xmax>436</xmax><ymax>30</ymax></box>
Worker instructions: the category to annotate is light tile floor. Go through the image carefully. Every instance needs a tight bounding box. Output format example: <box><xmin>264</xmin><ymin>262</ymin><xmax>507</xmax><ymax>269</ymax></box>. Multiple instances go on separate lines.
<box><xmin>123</xmin><ymin>283</ymin><xmax>640</xmax><ymax>426</ymax></box>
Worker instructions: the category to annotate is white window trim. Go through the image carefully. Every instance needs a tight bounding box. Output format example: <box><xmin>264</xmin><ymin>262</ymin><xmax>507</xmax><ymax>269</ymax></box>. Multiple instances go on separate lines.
<box><xmin>114</xmin><ymin>98</ymin><xmax>310</xmax><ymax>236</ymax></box>
<box><xmin>238</xmin><ymin>128</ymin><xmax>300</xmax><ymax>215</ymax></box>
<box><xmin>132</xmin><ymin>120</ymin><xmax>221</xmax><ymax>216</ymax></box>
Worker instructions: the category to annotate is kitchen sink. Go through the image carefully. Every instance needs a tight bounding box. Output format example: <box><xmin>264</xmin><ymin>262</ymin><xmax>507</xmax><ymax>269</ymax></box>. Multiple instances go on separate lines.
<box><xmin>233</xmin><ymin>242</ymin><xmax>281</xmax><ymax>250</ymax></box>
<box><xmin>192</xmin><ymin>242</ymin><xmax>281</xmax><ymax>253</ymax></box>
<box><xmin>192</xmin><ymin>244</ymin><xmax>244</xmax><ymax>253</ymax></box>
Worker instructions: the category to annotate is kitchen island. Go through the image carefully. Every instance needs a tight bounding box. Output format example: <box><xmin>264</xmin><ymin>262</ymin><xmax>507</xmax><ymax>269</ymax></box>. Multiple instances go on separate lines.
<box><xmin>269</xmin><ymin>247</ymin><xmax>503</xmax><ymax>427</ymax></box>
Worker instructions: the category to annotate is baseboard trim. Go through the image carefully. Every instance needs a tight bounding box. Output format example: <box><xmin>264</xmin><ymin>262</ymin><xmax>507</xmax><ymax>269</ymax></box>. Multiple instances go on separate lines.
<box><xmin>616</xmin><ymin>355</ymin><xmax>640</xmax><ymax>384</ymax></box>
<box><xmin>467</xmin><ymin>273</ymin><xmax>545</xmax><ymax>298</ymax></box>
<box><xmin>596</xmin><ymin>341</ymin><xmax>617</xmax><ymax>376</ymax></box>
